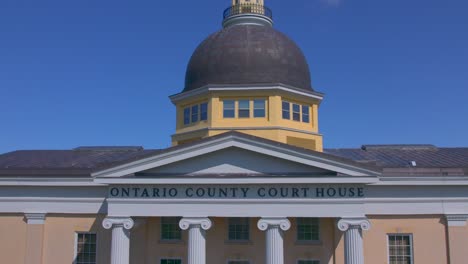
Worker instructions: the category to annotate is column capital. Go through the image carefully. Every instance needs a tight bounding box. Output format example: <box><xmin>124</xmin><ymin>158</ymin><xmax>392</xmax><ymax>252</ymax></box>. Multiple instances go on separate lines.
<box><xmin>258</xmin><ymin>217</ymin><xmax>291</xmax><ymax>231</ymax></box>
<box><xmin>24</xmin><ymin>213</ymin><xmax>46</xmax><ymax>224</ymax></box>
<box><xmin>103</xmin><ymin>217</ymin><xmax>134</xmax><ymax>230</ymax></box>
<box><xmin>445</xmin><ymin>214</ymin><xmax>468</xmax><ymax>227</ymax></box>
<box><xmin>179</xmin><ymin>217</ymin><xmax>212</xmax><ymax>230</ymax></box>
<box><xmin>337</xmin><ymin>217</ymin><xmax>371</xmax><ymax>232</ymax></box>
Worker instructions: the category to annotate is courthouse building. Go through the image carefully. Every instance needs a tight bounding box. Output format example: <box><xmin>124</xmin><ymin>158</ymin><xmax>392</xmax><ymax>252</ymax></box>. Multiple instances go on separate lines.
<box><xmin>1</xmin><ymin>1</ymin><xmax>468</xmax><ymax>264</ymax></box>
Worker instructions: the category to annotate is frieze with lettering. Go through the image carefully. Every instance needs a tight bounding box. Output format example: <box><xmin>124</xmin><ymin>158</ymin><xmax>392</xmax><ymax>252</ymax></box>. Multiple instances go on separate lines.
<box><xmin>108</xmin><ymin>185</ymin><xmax>365</xmax><ymax>199</ymax></box>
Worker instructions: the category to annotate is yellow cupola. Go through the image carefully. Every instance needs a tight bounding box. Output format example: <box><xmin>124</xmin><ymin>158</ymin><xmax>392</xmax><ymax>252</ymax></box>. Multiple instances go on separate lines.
<box><xmin>169</xmin><ymin>0</ymin><xmax>324</xmax><ymax>152</ymax></box>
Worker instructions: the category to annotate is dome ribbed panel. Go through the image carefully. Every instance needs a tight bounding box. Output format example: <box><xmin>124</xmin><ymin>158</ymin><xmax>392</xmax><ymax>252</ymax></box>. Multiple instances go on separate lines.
<box><xmin>184</xmin><ymin>25</ymin><xmax>313</xmax><ymax>92</ymax></box>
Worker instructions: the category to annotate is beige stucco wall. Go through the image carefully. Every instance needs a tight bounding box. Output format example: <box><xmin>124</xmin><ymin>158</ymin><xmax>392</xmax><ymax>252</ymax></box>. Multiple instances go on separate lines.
<box><xmin>0</xmin><ymin>214</ymin><xmax>27</xmax><ymax>263</ymax></box>
<box><xmin>1</xmin><ymin>214</ymin><xmax>463</xmax><ymax>264</ymax></box>
<box><xmin>446</xmin><ymin>222</ymin><xmax>468</xmax><ymax>264</ymax></box>
<box><xmin>365</xmin><ymin>215</ymin><xmax>449</xmax><ymax>264</ymax></box>
<box><xmin>42</xmin><ymin>214</ymin><xmax>111</xmax><ymax>264</ymax></box>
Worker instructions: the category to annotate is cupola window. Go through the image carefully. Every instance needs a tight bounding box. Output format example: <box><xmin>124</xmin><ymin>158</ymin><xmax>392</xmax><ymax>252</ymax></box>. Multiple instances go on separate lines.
<box><xmin>253</xmin><ymin>99</ymin><xmax>266</xmax><ymax>117</ymax></box>
<box><xmin>238</xmin><ymin>100</ymin><xmax>250</xmax><ymax>118</ymax></box>
<box><xmin>292</xmin><ymin>103</ymin><xmax>301</xmax><ymax>121</ymax></box>
<box><xmin>223</xmin><ymin>99</ymin><xmax>267</xmax><ymax>119</ymax></box>
<box><xmin>183</xmin><ymin>102</ymin><xmax>208</xmax><ymax>125</ymax></box>
<box><xmin>302</xmin><ymin>105</ymin><xmax>310</xmax><ymax>123</ymax></box>
<box><xmin>200</xmin><ymin>103</ymin><xmax>208</xmax><ymax>121</ymax></box>
<box><xmin>282</xmin><ymin>101</ymin><xmax>290</xmax><ymax>119</ymax></box>
<box><xmin>183</xmin><ymin>108</ymin><xmax>191</xmax><ymax>125</ymax></box>
<box><xmin>191</xmin><ymin>105</ymin><xmax>199</xmax><ymax>123</ymax></box>
<box><xmin>223</xmin><ymin>100</ymin><xmax>236</xmax><ymax>118</ymax></box>
<box><xmin>282</xmin><ymin>100</ymin><xmax>312</xmax><ymax>123</ymax></box>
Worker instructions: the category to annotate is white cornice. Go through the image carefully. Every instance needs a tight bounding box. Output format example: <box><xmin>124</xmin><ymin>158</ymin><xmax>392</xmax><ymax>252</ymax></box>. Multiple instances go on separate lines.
<box><xmin>0</xmin><ymin>178</ymin><xmax>105</xmax><ymax>186</ymax></box>
<box><xmin>94</xmin><ymin>177</ymin><xmax>378</xmax><ymax>185</ymax></box>
<box><xmin>371</xmin><ymin>177</ymin><xmax>468</xmax><ymax>186</ymax></box>
<box><xmin>169</xmin><ymin>84</ymin><xmax>324</xmax><ymax>104</ymax></box>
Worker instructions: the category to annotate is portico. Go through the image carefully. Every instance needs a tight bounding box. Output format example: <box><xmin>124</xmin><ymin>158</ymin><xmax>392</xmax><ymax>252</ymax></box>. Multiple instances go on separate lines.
<box><xmin>102</xmin><ymin>215</ymin><xmax>369</xmax><ymax>264</ymax></box>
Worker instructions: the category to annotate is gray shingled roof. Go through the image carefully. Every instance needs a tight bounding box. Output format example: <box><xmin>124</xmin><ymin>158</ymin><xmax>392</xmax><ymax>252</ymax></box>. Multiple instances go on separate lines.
<box><xmin>0</xmin><ymin>147</ymin><xmax>161</xmax><ymax>176</ymax></box>
<box><xmin>325</xmin><ymin>146</ymin><xmax>468</xmax><ymax>168</ymax></box>
<box><xmin>0</xmin><ymin>132</ymin><xmax>467</xmax><ymax>177</ymax></box>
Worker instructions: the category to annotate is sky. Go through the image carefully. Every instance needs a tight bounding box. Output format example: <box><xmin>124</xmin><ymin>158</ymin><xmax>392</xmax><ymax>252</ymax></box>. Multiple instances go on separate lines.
<box><xmin>0</xmin><ymin>0</ymin><xmax>467</xmax><ymax>153</ymax></box>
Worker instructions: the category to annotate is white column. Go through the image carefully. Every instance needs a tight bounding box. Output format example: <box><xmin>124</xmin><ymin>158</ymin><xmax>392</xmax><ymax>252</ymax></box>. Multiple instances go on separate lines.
<box><xmin>257</xmin><ymin>218</ymin><xmax>291</xmax><ymax>264</ymax></box>
<box><xmin>337</xmin><ymin>218</ymin><xmax>371</xmax><ymax>264</ymax></box>
<box><xmin>102</xmin><ymin>217</ymin><xmax>135</xmax><ymax>264</ymax></box>
<box><xmin>179</xmin><ymin>217</ymin><xmax>213</xmax><ymax>264</ymax></box>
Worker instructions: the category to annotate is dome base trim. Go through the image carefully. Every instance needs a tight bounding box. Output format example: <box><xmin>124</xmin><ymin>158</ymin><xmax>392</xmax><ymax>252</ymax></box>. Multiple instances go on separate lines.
<box><xmin>222</xmin><ymin>14</ymin><xmax>273</xmax><ymax>28</ymax></box>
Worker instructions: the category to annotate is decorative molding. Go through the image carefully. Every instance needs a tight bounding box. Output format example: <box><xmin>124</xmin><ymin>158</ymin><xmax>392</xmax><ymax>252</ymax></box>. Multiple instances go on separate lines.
<box><xmin>172</xmin><ymin>126</ymin><xmax>323</xmax><ymax>138</ymax></box>
<box><xmin>337</xmin><ymin>218</ymin><xmax>371</xmax><ymax>231</ymax></box>
<box><xmin>257</xmin><ymin>218</ymin><xmax>291</xmax><ymax>231</ymax></box>
<box><xmin>102</xmin><ymin>217</ymin><xmax>134</xmax><ymax>230</ymax></box>
<box><xmin>24</xmin><ymin>213</ymin><xmax>46</xmax><ymax>224</ymax></box>
<box><xmin>96</xmin><ymin>177</ymin><xmax>377</xmax><ymax>185</ymax></box>
<box><xmin>445</xmin><ymin>214</ymin><xmax>468</xmax><ymax>227</ymax></box>
<box><xmin>179</xmin><ymin>217</ymin><xmax>212</xmax><ymax>230</ymax></box>
<box><xmin>169</xmin><ymin>84</ymin><xmax>324</xmax><ymax>104</ymax></box>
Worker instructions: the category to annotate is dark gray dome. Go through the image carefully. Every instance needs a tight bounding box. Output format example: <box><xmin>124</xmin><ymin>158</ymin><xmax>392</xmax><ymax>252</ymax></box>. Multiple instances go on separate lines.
<box><xmin>184</xmin><ymin>25</ymin><xmax>313</xmax><ymax>92</ymax></box>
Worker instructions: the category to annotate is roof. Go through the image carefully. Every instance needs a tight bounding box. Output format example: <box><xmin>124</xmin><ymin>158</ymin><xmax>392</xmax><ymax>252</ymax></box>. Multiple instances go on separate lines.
<box><xmin>184</xmin><ymin>24</ymin><xmax>313</xmax><ymax>92</ymax></box>
<box><xmin>0</xmin><ymin>132</ymin><xmax>467</xmax><ymax>177</ymax></box>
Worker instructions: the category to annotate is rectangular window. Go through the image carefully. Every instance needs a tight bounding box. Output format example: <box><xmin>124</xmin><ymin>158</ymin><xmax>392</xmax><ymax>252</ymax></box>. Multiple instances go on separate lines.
<box><xmin>238</xmin><ymin>100</ymin><xmax>250</xmax><ymax>118</ymax></box>
<box><xmin>253</xmin><ymin>99</ymin><xmax>266</xmax><ymax>118</ymax></box>
<box><xmin>292</xmin><ymin>103</ymin><xmax>301</xmax><ymax>121</ymax></box>
<box><xmin>200</xmin><ymin>103</ymin><xmax>208</xmax><ymax>121</ymax></box>
<box><xmin>282</xmin><ymin>101</ymin><xmax>290</xmax><ymax>119</ymax></box>
<box><xmin>183</xmin><ymin>107</ymin><xmax>190</xmax><ymax>125</ymax></box>
<box><xmin>302</xmin><ymin>105</ymin><xmax>310</xmax><ymax>123</ymax></box>
<box><xmin>191</xmin><ymin>105</ymin><xmax>199</xmax><ymax>123</ymax></box>
<box><xmin>228</xmin><ymin>217</ymin><xmax>250</xmax><ymax>241</ymax></box>
<box><xmin>388</xmin><ymin>234</ymin><xmax>413</xmax><ymax>264</ymax></box>
<box><xmin>297</xmin><ymin>218</ymin><xmax>320</xmax><ymax>241</ymax></box>
<box><xmin>161</xmin><ymin>217</ymin><xmax>182</xmax><ymax>240</ymax></box>
<box><xmin>75</xmin><ymin>233</ymin><xmax>97</xmax><ymax>264</ymax></box>
<box><xmin>160</xmin><ymin>259</ymin><xmax>182</xmax><ymax>264</ymax></box>
<box><xmin>228</xmin><ymin>261</ymin><xmax>250</xmax><ymax>264</ymax></box>
<box><xmin>223</xmin><ymin>100</ymin><xmax>235</xmax><ymax>118</ymax></box>
<box><xmin>298</xmin><ymin>261</ymin><xmax>319</xmax><ymax>264</ymax></box>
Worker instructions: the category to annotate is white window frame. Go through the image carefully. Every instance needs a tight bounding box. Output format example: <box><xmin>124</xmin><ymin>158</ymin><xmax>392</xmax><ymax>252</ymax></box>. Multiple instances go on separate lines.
<box><xmin>73</xmin><ymin>232</ymin><xmax>98</xmax><ymax>264</ymax></box>
<box><xmin>159</xmin><ymin>257</ymin><xmax>183</xmax><ymax>264</ymax></box>
<box><xmin>297</xmin><ymin>259</ymin><xmax>320</xmax><ymax>264</ymax></box>
<box><xmin>387</xmin><ymin>234</ymin><xmax>414</xmax><ymax>264</ymax></box>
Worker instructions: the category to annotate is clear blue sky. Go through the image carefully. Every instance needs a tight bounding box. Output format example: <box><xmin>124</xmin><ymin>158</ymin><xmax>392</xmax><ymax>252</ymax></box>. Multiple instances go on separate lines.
<box><xmin>1</xmin><ymin>0</ymin><xmax>467</xmax><ymax>153</ymax></box>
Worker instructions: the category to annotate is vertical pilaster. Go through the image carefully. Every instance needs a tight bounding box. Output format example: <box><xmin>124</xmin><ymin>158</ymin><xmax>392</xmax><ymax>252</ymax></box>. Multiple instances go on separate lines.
<box><xmin>337</xmin><ymin>218</ymin><xmax>371</xmax><ymax>264</ymax></box>
<box><xmin>24</xmin><ymin>213</ymin><xmax>46</xmax><ymax>264</ymax></box>
<box><xmin>257</xmin><ymin>218</ymin><xmax>291</xmax><ymax>264</ymax></box>
<box><xmin>445</xmin><ymin>214</ymin><xmax>468</xmax><ymax>264</ymax></box>
<box><xmin>179</xmin><ymin>217</ymin><xmax>212</xmax><ymax>264</ymax></box>
<box><xmin>103</xmin><ymin>217</ymin><xmax>134</xmax><ymax>264</ymax></box>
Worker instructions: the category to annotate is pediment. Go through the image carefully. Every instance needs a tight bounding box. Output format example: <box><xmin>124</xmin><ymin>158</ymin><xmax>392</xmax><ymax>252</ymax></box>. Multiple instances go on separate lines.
<box><xmin>92</xmin><ymin>132</ymin><xmax>380</xmax><ymax>178</ymax></box>
<box><xmin>140</xmin><ymin>147</ymin><xmax>331</xmax><ymax>176</ymax></box>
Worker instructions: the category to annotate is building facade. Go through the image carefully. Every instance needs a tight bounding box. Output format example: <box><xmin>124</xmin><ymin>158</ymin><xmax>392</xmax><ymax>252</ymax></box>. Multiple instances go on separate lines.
<box><xmin>1</xmin><ymin>1</ymin><xmax>468</xmax><ymax>264</ymax></box>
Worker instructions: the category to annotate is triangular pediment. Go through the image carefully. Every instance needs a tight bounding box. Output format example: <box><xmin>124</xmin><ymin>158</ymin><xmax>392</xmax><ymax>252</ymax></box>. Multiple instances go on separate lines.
<box><xmin>140</xmin><ymin>147</ymin><xmax>331</xmax><ymax>176</ymax></box>
<box><xmin>92</xmin><ymin>132</ymin><xmax>380</xmax><ymax>179</ymax></box>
